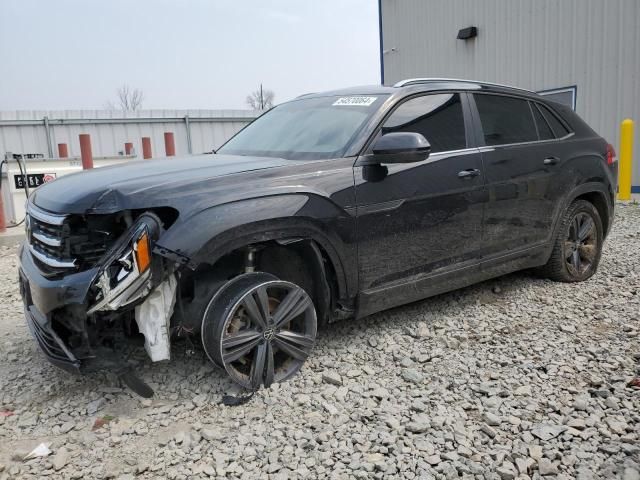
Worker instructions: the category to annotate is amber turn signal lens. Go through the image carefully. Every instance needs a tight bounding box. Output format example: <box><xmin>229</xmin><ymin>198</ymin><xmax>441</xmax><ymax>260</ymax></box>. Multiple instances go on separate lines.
<box><xmin>134</xmin><ymin>231</ymin><xmax>151</xmax><ymax>273</ymax></box>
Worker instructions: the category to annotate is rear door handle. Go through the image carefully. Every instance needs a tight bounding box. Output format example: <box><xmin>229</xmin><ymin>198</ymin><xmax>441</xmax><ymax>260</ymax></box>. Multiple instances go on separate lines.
<box><xmin>544</xmin><ymin>156</ymin><xmax>559</xmax><ymax>165</ymax></box>
<box><xmin>458</xmin><ymin>168</ymin><xmax>481</xmax><ymax>179</ymax></box>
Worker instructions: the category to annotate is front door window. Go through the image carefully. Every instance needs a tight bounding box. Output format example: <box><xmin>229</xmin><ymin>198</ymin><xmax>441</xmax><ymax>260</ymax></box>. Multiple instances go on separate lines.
<box><xmin>381</xmin><ymin>93</ymin><xmax>467</xmax><ymax>152</ymax></box>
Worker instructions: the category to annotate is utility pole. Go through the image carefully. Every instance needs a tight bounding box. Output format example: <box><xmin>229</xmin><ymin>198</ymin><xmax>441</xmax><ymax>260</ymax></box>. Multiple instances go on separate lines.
<box><xmin>260</xmin><ymin>83</ymin><xmax>264</xmax><ymax>110</ymax></box>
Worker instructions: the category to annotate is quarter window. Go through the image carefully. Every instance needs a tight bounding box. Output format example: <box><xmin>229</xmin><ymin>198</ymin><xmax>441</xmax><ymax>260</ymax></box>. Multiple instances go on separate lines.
<box><xmin>381</xmin><ymin>93</ymin><xmax>467</xmax><ymax>153</ymax></box>
<box><xmin>474</xmin><ymin>94</ymin><xmax>538</xmax><ymax>146</ymax></box>
<box><xmin>532</xmin><ymin>103</ymin><xmax>555</xmax><ymax>140</ymax></box>
<box><xmin>538</xmin><ymin>104</ymin><xmax>571</xmax><ymax>138</ymax></box>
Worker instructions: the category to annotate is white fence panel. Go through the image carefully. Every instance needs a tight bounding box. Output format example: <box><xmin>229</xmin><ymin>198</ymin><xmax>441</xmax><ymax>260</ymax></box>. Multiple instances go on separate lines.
<box><xmin>0</xmin><ymin>109</ymin><xmax>258</xmax><ymax>159</ymax></box>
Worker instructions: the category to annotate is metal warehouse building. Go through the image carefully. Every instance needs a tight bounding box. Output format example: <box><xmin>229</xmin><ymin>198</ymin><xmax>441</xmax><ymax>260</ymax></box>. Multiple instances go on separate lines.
<box><xmin>379</xmin><ymin>0</ymin><xmax>640</xmax><ymax>191</ymax></box>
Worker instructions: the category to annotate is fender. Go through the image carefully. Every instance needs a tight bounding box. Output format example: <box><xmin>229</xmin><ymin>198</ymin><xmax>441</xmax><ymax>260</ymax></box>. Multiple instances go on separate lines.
<box><xmin>544</xmin><ymin>136</ymin><xmax>616</xmax><ymax>244</ymax></box>
<box><xmin>156</xmin><ymin>193</ymin><xmax>358</xmax><ymax>300</ymax></box>
<box><xmin>545</xmin><ymin>181</ymin><xmax>613</xmax><ymax>256</ymax></box>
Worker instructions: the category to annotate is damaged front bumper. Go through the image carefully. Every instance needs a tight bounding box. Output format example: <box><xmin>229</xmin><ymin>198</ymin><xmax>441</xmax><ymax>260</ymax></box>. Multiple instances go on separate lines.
<box><xmin>19</xmin><ymin>245</ymin><xmax>98</xmax><ymax>374</ymax></box>
<box><xmin>18</xmin><ymin>214</ymin><xmax>181</xmax><ymax>378</ymax></box>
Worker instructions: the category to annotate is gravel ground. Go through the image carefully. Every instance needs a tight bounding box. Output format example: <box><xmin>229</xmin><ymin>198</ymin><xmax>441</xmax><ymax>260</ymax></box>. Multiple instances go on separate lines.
<box><xmin>1</xmin><ymin>204</ymin><xmax>639</xmax><ymax>480</ymax></box>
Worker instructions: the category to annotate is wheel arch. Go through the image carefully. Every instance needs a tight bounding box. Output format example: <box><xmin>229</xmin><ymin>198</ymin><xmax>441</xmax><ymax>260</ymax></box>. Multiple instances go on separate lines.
<box><xmin>573</xmin><ymin>190</ymin><xmax>612</xmax><ymax>238</ymax></box>
<box><xmin>547</xmin><ymin>182</ymin><xmax>613</xmax><ymax>253</ymax></box>
<box><xmin>563</xmin><ymin>183</ymin><xmax>613</xmax><ymax>238</ymax></box>
<box><xmin>194</xmin><ymin>219</ymin><xmax>351</xmax><ymax>300</ymax></box>
<box><xmin>161</xmin><ymin>195</ymin><xmax>358</xmax><ymax>330</ymax></box>
<box><xmin>176</xmin><ymin>230</ymin><xmax>343</xmax><ymax>329</ymax></box>
<box><xmin>156</xmin><ymin>194</ymin><xmax>357</xmax><ymax>295</ymax></box>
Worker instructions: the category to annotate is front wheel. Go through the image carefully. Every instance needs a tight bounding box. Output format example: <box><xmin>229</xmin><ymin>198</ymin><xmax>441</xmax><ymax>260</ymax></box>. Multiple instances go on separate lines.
<box><xmin>538</xmin><ymin>200</ymin><xmax>603</xmax><ymax>282</ymax></box>
<box><xmin>201</xmin><ymin>273</ymin><xmax>317</xmax><ymax>390</ymax></box>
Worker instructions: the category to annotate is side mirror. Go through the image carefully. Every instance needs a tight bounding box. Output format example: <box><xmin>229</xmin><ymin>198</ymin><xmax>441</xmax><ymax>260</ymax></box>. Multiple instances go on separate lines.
<box><xmin>363</xmin><ymin>132</ymin><xmax>431</xmax><ymax>165</ymax></box>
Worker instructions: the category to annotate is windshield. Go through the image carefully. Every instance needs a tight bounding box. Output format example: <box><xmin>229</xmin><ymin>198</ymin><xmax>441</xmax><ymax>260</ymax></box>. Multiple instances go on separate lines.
<box><xmin>218</xmin><ymin>94</ymin><xmax>386</xmax><ymax>160</ymax></box>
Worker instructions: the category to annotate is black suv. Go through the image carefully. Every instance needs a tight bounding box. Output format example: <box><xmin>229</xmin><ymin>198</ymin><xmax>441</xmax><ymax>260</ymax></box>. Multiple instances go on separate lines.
<box><xmin>19</xmin><ymin>78</ymin><xmax>617</xmax><ymax>395</ymax></box>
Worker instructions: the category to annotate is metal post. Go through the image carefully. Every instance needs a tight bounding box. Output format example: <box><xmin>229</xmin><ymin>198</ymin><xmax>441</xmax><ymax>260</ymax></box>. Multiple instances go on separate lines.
<box><xmin>0</xmin><ymin>192</ymin><xmax>6</xmax><ymax>233</ymax></box>
<box><xmin>125</xmin><ymin>142</ymin><xmax>134</xmax><ymax>155</ymax></box>
<box><xmin>164</xmin><ymin>132</ymin><xmax>176</xmax><ymax>157</ymax></box>
<box><xmin>618</xmin><ymin>119</ymin><xmax>635</xmax><ymax>200</ymax></box>
<box><xmin>43</xmin><ymin>116</ymin><xmax>53</xmax><ymax>158</ymax></box>
<box><xmin>1</xmin><ymin>152</ymin><xmax>12</xmax><ymax>231</ymax></box>
<box><xmin>142</xmin><ymin>137</ymin><xmax>152</xmax><ymax>159</ymax></box>
<box><xmin>184</xmin><ymin>115</ymin><xmax>192</xmax><ymax>154</ymax></box>
<box><xmin>79</xmin><ymin>134</ymin><xmax>94</xmax><ymax>169</ymax></box>
<box><xmin>57</xmin><ymin>143</ymin><xmax>69</xmax><ymax>158</ymax></box>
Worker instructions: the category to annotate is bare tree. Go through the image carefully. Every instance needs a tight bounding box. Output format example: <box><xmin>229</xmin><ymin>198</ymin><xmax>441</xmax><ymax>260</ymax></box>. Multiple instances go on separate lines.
<box><xmin>106</xmin><ymin>84</ymin><xmax>144</xmax><ymax>111</ymax></box>
<box><xmin>246</xmin><ymin>84</ymin><xmax>275</xmax><ymax>110</ymax></box>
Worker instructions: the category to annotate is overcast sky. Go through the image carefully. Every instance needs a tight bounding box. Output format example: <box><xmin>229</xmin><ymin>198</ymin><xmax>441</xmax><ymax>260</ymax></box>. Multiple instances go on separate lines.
<box><xmin>0</xmin><ymin>0</ymin><xmax>380</xmax><ymax>111</ymax></box>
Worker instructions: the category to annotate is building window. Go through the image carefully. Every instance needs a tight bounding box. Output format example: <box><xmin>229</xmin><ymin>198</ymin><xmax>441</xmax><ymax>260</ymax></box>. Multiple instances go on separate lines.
<box><xmin>536</xmin><ymin>86</ymin><xmax>577</xmax><ymax>111</ymax></box>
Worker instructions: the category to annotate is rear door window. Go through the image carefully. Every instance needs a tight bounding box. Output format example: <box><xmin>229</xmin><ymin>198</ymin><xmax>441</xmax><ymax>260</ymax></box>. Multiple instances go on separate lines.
<box><xmin>538</xmin><ymin>104</ymin><xmax>571</xmax><ymax>138</ymax></box>
<box><xmin>474</xmin><ymin>94</ymin><xmax>538</xmax><ymax>146</ymax></box>
<box><xmin>381</xmin><ymin>93</ymin><xmax>467</xmax><ymax>153</ymax></box>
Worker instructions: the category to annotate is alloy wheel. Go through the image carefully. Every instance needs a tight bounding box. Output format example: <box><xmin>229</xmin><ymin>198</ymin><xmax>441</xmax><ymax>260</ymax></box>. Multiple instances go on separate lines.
<box><xmin>564</xmin><ymin>211</ymin><xmax>597</xmax><ymax>276</ymax></box>
<box><xmin>205</xmin><ymin>277</ymin><xmax>317</xmax><ymax>390</ymax></box>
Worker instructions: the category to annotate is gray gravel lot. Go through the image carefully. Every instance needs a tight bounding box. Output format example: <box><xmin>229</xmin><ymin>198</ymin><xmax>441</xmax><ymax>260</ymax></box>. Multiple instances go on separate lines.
<box><xmin>1</xmin><ymin>204</ymin><xmax>639</xmax><ymax>480</ymax></box>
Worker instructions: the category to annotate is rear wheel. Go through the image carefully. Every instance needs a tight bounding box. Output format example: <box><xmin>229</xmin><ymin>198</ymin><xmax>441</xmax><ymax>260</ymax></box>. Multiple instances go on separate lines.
<box><xmin>201</xmin><ymin>273</ymin><xmax>317</xmax><ymax>390</ymax></box>
<box><xmin>539</xmin><ymin>200</ymin><xmax>603</xmax><ymax>282</ymax></box>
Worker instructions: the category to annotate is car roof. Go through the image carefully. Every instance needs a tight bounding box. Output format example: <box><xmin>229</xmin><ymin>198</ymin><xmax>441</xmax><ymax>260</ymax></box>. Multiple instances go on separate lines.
<box><xmin>297</xmin><ymin>78</ymin><xmax>542</xmax><ymax>102</ymax></box>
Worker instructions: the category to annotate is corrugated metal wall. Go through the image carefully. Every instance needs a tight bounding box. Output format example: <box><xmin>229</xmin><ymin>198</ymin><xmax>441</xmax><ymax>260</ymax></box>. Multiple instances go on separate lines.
<box><xmin>380</xmin><ymin>0</ymin><xmax>640</xmax><ymax>188</ymax></box>
<box><xmin>0</xmin><ymin>109</ymin><xmax>258</xmax><ymax>159</ymax></box>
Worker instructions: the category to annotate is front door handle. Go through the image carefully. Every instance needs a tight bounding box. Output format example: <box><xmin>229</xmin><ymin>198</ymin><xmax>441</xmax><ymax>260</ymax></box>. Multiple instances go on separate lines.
<box><xmin>458</xmin><ymin>168</ymin><xmax>481</xmax><ymax>179</ymax></box>
<box><xmin>544</xmin><ymin>156</ymin><xmax>559</xmax><ymax>165</ymax></box>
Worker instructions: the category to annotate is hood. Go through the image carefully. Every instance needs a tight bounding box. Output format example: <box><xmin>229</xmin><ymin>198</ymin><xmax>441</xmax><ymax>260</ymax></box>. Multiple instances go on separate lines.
<box><xmin>30</xmin><ymin>154</ymin><xmax>293</xmax><ymax>214</ymax></box>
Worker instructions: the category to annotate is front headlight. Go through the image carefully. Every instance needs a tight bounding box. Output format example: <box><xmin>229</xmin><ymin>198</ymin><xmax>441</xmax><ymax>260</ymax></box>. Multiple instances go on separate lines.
<box><xmin>134</xmin><ymin>231</ymin><xmax>152</xmax><ymax>273</ymax></box>
<box><xmin>87</xmin><ymin>214</ymin><xmax>161</xmax><ymax>315</ymax></box>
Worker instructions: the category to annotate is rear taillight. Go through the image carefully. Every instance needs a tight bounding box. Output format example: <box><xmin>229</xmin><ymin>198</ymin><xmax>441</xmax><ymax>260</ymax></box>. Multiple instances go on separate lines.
<box><xmin>606</xmin><ymin>143</ymin><xmax>616</xmax><ymax>165</ymax></box>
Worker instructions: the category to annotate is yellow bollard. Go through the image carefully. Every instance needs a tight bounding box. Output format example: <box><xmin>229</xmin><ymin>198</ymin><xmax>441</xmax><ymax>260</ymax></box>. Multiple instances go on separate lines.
<box><xmin>618</xmin><ymin>118</ymin><xmax>634</xmax><ymax>201</ymax></box>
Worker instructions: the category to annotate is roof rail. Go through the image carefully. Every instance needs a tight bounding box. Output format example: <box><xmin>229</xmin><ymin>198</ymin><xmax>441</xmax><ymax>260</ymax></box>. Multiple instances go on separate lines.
<box><xmin>393</xmin><ymin>77</ymin><xmax>534</xmax><ymax>93</ymax></box>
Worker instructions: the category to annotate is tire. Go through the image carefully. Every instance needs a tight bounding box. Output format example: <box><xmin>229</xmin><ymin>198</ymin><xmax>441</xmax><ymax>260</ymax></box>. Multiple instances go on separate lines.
<box><xmin>538</xmin><ymin>199</ymin><xmax>603</xmax><ymax>282</ymax></box>
<box><xmin>201</xmin><ymin>272</ymin><xmax>276</xmax><ymax>369</ymax></box>
<box><xmin>201</xmin><ymin>272</ymin><xmax>317</xmax><ymax>390</ymax></box>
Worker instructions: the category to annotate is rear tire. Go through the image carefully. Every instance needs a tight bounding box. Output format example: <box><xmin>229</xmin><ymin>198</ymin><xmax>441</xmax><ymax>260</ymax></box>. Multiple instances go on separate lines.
<box><xmin>538</xmin><ymin>200</ymin><xmax>603</xmax><ymax>282</ymax></box>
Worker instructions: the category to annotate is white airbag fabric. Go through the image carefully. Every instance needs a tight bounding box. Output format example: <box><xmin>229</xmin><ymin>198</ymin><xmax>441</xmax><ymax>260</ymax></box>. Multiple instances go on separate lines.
<box><xmin>134</xmin><ymin>275</ymin><xmax>177</xmax><ymax>362</ymax></box>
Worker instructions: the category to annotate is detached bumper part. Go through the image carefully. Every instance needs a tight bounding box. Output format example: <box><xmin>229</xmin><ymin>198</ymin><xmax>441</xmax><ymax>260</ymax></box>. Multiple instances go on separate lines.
<box><xmin>23</xmin><ymin>304</ymin><xmax>81</xmax><ymax>373</ymax></box>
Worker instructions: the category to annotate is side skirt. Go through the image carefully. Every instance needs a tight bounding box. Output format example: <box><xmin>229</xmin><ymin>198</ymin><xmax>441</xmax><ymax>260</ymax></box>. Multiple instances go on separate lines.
<box><xmin>356</xmin><ymin>243</ymin><xmax>548</xmax><ymax>319</ymax></box>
